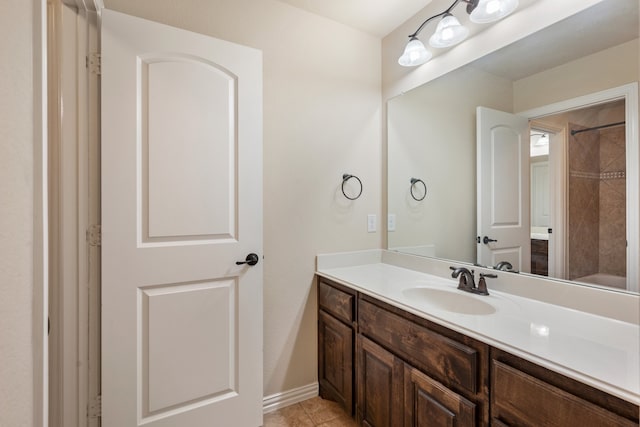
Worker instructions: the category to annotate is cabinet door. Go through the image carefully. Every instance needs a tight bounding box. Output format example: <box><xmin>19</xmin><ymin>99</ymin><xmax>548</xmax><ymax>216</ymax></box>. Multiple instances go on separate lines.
<box><xmin>404</xmin><ymin>365</ymin><xmax>477</xmax><ymax>427</ymax></box>
<box><xmin>357</xmin><ymin>336</ymin><xmax>404</xmax><ymax>427</ymax></box>
<box><xmin>318</xmin><ymin>310</ymin><xmax>354</xmax><ymax>414</ymax></box>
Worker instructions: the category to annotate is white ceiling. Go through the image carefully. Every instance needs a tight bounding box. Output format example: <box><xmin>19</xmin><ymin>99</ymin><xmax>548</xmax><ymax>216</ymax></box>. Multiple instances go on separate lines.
<box><xmin>276</xmin><ymin>0</ymin><xmax>433</xmax><ymax>37</ymax></box>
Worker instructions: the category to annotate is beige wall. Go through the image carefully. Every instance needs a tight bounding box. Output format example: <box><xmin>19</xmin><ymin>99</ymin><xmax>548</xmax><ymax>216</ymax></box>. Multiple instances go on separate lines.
<box><xmin>514</xmin><ymin>39</ymin><xmax>639</xmax><ymax>112</ymax></box>
<box><xmin>0</xmin><ymin>0</ymin><xmax>36</xmax><ymax>426</ymax></box>
<box><xmin>103</xmin><ymin>0</ymin><xmax>382</xmax><ymax>396</ymax></box>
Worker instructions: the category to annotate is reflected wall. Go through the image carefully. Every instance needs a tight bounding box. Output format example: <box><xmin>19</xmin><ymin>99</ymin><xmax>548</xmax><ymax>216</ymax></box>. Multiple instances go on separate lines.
<box><xmin>387</xmin><ymin>66</ymin><xmax>512</xmax><ymax>262</ymax></box>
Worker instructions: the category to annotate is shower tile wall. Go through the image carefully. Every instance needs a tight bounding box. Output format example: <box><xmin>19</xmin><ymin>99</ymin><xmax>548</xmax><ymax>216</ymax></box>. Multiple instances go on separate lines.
<box><xmin>568</xmin><ymin>124</ymin><xmax>600</xmax><ymax>280</ymax></box>
<box><xmin>568</xmin><ymin>124</ymin><xmax>626</xmax><ymax>280</ymax></box>
<box><xmin>598</xmin><ymin>127</ymin><xmax>626</xmax><ymax>276</ymax></box>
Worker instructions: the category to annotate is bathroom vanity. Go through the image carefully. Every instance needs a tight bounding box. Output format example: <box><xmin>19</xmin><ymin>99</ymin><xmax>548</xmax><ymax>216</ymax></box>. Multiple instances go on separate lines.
<box><xmin>316</xmin><ymin>250</ymin><xmax>639</xmax><ymax>427</ymax></box>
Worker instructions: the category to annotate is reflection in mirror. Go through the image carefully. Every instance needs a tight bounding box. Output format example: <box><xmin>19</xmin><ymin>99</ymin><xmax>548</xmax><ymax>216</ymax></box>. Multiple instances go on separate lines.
<box><xmin>387</xmin><ymin>0</ymin><xmax>639</xmax><ymax>293</ymax></box>
<box><xmin>533</xmin><ymin>101</ymin><xmax>627</xmax><ymax>287</ymax></box>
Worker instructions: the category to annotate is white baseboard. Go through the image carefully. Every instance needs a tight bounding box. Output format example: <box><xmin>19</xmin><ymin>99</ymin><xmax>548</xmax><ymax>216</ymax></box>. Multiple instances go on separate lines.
<box><xmin>262</xmin><ymin>382</ymin><xmax>319</xmax><ymax>414</ymax></box>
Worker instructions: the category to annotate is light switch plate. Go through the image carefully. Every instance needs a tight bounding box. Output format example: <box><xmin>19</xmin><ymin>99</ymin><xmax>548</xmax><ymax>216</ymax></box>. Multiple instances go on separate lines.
<box><xmin>388</xmin><ymin>214</ymin><xmax>396</xmax><ymax>232</ymax></box>
<box><xmin>367</xmin><ymin>214</ymin><xmax>376</xmax><ymax>233</ymax></box>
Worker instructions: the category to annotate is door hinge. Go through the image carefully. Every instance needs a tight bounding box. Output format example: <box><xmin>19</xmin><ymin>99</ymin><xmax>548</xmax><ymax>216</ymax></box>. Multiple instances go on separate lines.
<box><xmin>87</xmin><ymin>224</ymin><xmax>102</xmax><ymax>247</ymax></box>
<box><xmin>88</xmin><ymin>394</ymin><xmax>101</xmax><ymax>418</ymax></box>
<box><xmin>87</xmin><ymin>52</ymin><xmax>101</xmax><ymax>75</ymax></box>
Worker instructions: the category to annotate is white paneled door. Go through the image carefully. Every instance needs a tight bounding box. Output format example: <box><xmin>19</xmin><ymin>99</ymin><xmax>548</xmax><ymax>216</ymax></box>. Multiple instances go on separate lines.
<box><xmin>477</xmin><ymin>106</ymin><xmax>530</xmax><ymax>272</ymax></box>
<box><xmin>101</xmin><ymin>10</ymin><xmax>263</xmax><ymax>426</ymax></box>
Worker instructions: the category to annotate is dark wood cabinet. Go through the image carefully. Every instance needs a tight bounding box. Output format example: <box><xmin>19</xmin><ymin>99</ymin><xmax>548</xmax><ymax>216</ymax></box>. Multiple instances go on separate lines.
<box><xmin>530</xmin><ymin>239</ymin><xmax>549</xmax><ymax>276</ymax></box>
<box><xmin>319</xmin><ymin>278</ymin><xmax>355</xmax><ymax>324</ymax></box>
<box><xmin>358</xmin><ymin>297</ymin><xmax>485</xmax><ymax>396</ymax></box>
<box><xmin>404</xmin><ymin>364</ymin><xmax>477</xmax><ymax>427</ymax></box>
<box><xmin>358</xmin><ymin>295</ymin><xmax>487</xmax><ymax>427</ymax></box>
<box><xmin>318</xmin><ymin>278</ymin><xmax>356</xmax><ymax>415</ymax></box>
<box><xmin>491</xmin><ymin>348</ymin><xmax>639</xmax><ymax>427</ymax></box>
<box><xmin>318</xmin><ymin>310</ymin><xmax>353</xmax><ymax>413</ymax></box>
<box><xmin>357</xmin><ymin>336</ymin><xmax>404</xmax><ymax>427</ymax></box>
<box><xmin>316</xmin><ymin>276</ymin><xmax>639</xmax><ymax>427</ymax></box>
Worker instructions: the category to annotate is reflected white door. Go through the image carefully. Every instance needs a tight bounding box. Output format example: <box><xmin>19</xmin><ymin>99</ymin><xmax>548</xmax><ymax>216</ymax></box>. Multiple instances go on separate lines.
<box><xmin>101</xmin><ymin>10</ymin><xmax>262</xmax><ymax>426</ymax></box>
<box><xmin>531</xmin><ymin>161</ymin><xmax>550</xmax><ymax>227</ymax></box>
<box><xmin>477</xmin><ymin>106</ymin><xmax>530</xmax><ymax>272</ymax></box>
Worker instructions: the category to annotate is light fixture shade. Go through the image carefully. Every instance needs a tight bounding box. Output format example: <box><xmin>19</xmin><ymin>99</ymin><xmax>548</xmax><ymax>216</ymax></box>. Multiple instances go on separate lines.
<box><xmin>532</xmin><ymin>133</ymin><xmax>549</xmax><ymax>146</ymax></box>
<box><xmin>429</xmin><ymin>14</ymin><xmax>469</xmax><ymax>48</ymax></box>
<box><xmin>398</xmin><ymin>37</ymin><xmax>432</xmax><ymax>67</ymax></box>
<box><xmin>470</xmin><ymin>0</ymin><xmax>518</xmax><ymax>24</ymax></box>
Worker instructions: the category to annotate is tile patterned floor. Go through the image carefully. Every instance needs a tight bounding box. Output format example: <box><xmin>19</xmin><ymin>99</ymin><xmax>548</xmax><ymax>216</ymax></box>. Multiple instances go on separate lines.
<box><xmin>263</xmin><ymin>396</ymin><xmax>357</xmax><ymax>427</ymax></box>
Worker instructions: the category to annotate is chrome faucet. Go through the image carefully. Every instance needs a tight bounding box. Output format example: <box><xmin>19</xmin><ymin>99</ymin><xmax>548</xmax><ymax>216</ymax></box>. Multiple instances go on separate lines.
<box><xmin>450</xmin><ymin>267</ymin><xmax>496</xmax><ymax>296</ymax></box>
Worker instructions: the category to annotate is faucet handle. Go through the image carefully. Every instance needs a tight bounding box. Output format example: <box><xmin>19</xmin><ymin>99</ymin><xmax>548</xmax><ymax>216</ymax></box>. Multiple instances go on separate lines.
<box><xmin>476</xmin><ymin>273</ymin><xmax>497</xmax><ymax>295</ymax></box>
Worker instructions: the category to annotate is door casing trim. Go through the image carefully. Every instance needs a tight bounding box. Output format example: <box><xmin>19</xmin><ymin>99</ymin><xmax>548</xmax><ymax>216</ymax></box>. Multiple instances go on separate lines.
<box><xmin>48</xmin><ymin>1</ymin><xmax>102</xmax><ymax>426</ymax></box>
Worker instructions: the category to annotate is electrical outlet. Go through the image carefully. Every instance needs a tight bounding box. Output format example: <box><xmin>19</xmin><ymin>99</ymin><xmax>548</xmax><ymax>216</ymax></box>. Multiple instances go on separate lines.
<box><xmin>388</xmin><ymin>214</ymin><xmax>396</xmax><ymax>232</ymax></box>
<box><xmin>367</xmin><ymin>214</ymin><xmax>377</xmax><ymax>233</ymax></box>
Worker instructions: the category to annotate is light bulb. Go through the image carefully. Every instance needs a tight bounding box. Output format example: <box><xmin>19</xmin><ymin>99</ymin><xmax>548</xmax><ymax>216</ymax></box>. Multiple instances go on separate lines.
<box><xmin>486</xmin><ymin>0</ymin><xmax>500</xmax><ymax>14</ymax></box>
<box><xmin>470</xmin><ymin>0</ymin><xmax>519</xmax><ymax>24</ymax></box>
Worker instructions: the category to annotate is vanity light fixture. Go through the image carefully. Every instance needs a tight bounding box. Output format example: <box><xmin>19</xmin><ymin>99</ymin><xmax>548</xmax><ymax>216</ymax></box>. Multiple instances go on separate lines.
<box><xmin>398</xmin><ymin>0</ymin><xmax>519</xmax><ymax>67</ymax></box>
<box><xmin>531</xmin><ymin>133</ymin><xmax>549</xmax><ymax>146</ymax></box>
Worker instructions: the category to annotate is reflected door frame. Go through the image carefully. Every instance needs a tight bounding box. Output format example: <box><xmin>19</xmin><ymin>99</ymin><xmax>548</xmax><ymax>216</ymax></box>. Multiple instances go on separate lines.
<box><xmin>529</xmin><ymin>122</ymin><xmax>566</xmax><ymax>279</ymax></box>
<box><xmin>519</xmin><ymin>82</ymin><xmax>639</xmax><ymax>292</ymax></box>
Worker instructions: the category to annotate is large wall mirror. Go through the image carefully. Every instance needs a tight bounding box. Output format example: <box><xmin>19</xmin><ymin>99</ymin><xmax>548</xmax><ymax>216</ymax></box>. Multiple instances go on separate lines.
<box><xmin>387</xmin><ymin>0</ymin><xmax>639</xmax><ymax>294</ymax></box>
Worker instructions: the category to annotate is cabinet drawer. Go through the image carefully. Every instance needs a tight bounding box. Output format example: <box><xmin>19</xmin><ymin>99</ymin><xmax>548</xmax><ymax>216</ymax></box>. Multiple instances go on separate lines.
<box><xmin>319</xmin><ymin>279</ymin><xmax>355</xmax><ymax>324</ymax></box>
<box><xmin>492</xmin><ymin>360</ymin><xmax>637</xmax><ymax>427</ymax></box>
<box><xmin>359</xmin><ymin>299</ymin><xmax>479</xmax><ymax>394</ymax></box>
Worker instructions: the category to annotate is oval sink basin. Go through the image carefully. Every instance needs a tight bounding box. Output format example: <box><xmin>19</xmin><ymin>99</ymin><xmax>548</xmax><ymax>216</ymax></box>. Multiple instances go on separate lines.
<box><xmin>402</xmin><ymin>288</ymin><xmax>496</xmax><ymax>315</ymax></box>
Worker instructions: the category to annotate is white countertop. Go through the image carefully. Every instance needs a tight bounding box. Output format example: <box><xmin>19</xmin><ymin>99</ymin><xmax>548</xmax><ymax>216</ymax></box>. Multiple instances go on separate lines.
<box><xmin>530</xmin><ymin>233</ymin><xmax>549</xmax><ymax>240</ymax></box>
<box><xmin>531</xmin><ymin>226</ymin><xmax>549</xmax><ymax>240</ymax></box>
<box><xmin>316</xmin><ymin>251</ymin><xmax>640</xmax><ymax>405</ymax></box>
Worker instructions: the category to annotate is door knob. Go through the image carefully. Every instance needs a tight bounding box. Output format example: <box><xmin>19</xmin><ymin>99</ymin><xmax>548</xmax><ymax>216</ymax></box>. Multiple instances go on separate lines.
<box><xmin>236</xmin><ymin>253</ymin><xmax>259</xmax><ymax>266</ymax></box>
<box><xmin>482</xmin><ymin>236</ymin><xmax>498</xmax><ymax>244</ymax></box>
